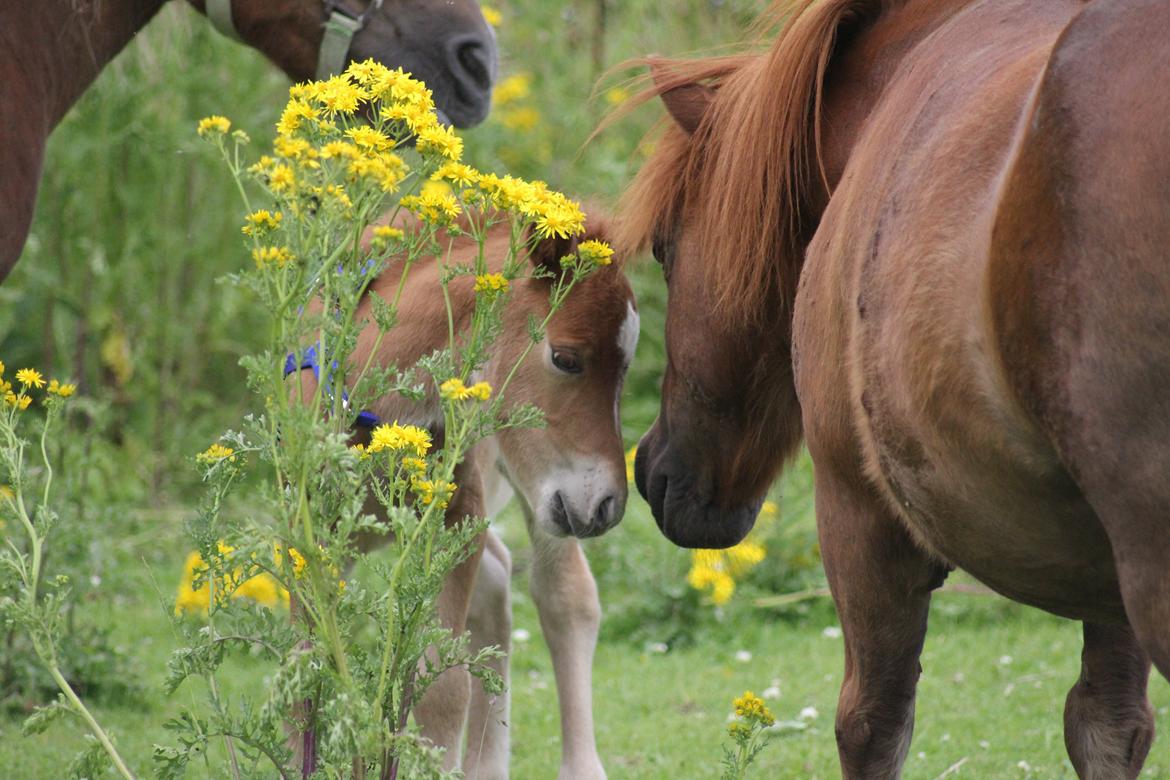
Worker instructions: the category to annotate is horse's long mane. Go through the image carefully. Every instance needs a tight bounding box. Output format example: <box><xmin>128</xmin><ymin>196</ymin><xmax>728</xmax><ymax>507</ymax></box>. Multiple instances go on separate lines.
<box><xmin>616</xmin><ymin>0</ymin><xmax>877</xmax><ymax>322</ymax></box>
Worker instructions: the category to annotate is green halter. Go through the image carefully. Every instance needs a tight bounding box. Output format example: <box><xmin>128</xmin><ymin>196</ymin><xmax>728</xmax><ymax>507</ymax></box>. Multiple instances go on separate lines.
<box><xmin>204</xmin><ymin>0</ymin><xmax>383</xmax><ymax>80</ymax></box>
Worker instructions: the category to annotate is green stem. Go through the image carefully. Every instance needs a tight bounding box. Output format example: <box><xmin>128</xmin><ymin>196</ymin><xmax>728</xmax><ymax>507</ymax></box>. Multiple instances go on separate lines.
<box><xmin>49</xmin><ymin>664</ymin><xmax>137</xmax><ymax>779</ymax></box>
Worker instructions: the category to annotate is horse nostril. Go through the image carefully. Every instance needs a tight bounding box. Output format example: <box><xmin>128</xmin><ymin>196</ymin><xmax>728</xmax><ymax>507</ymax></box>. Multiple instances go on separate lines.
<box><xmin>448</xmin><ymin>36</ymin><xmax>493</xmax><ymax>93</ymax></box>
<box><xmin>592</xmin><ymin>495</ymin><xmax>619</xmax><ymax>532</ymax></box>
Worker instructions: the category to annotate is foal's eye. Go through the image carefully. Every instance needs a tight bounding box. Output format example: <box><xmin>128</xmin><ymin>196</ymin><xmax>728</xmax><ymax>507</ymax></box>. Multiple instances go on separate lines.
<box><xmin>550</xmin><ymin>348</ymin><xmax>583</xmax><ymax>374</ymax></box>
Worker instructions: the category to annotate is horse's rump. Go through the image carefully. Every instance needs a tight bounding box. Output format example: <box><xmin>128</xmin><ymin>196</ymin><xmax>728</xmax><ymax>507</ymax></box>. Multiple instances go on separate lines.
<box><xmin>796</xmin><ymin>0</ymin><xmax>1148</xmax><ymax>620</ymax></box>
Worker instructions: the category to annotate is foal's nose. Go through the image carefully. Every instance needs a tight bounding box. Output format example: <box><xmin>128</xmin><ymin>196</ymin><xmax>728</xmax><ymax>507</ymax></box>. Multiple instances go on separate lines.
<box><xmin>587</xmin><ymin>493</ymin><xmax>624</xmax><ymax>536</ymax></box>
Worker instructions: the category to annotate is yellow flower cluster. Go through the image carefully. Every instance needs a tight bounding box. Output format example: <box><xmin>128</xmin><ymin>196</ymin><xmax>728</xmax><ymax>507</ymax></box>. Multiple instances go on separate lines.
<box><xmin>399</xmin><ymin>191</ymin><xmax>460</xmax><ymax>225</ymax></box>
<box><xmin>411</xmin><ymin>478</ymin><xmax>457</xmax><ymax>509</ymax></box>
<box><xmin>733</xmin><ymin>691</ymin><xmax>776</xmax><ymax>727</ymax></box>
<box><xmin>15</xmin><ymin>368</ymin><xmax>44</xmax><ymax>389</ymax></box>
<box><xmin>577</xmin><ymin>239</ymin><xmax>615</xmax><ymax>266</ymax></box>
<box><xmin>687</xmin><ymin>541</ymin><xmax>766</xmax><ymax>605</ymax></box>
<box><xmin>494</xmin><ymin>73</ymin><xmax>530</xmax><ymax>105</ymax></box>
<box><xmin>252</xmin><ymin>245</ymin><xmax>296</xmax><ymax>269</ymax></box>
<box><xmin>474</xmin><ymin>273</ymin><xmax>509</xmax><ymax>296</ymax></box>
<box><xmin>174</xmin><ymin>548</ymin><xmax>288</xmax><ymax>615</ymax></box>
<box><xmin>400</xmin><ymin>456</ymin><xmax>428</xmax><ymax>475</ymax></box>
<box><xmin>242</xmin><ymin>209</ymin><xmax>282</xmax><ymax>236</ymax></box>
<box><xmin>439</xmin><ymin>378</ymin><xmax>492</xmax><ymax>402</ymax></box>
<box><xmin>0</xmin><ymin>364</ymin><xmax>74</xmax><ymax>410</ymax></box>
<box><xmin>368</xmin><ymin>421</ymin><xmax>432</xmax><ymax>456</ymax></box>
<box><xmin>480</xmin><ymin>4</ymin><xmax>502</xmax><ymax>27</ymax></box>
<box><xmin>197</xmin><ymin>115</ymin><xmax>231</xmax><ymax>136</ymax></box>
<box><xmin>47</xmin><ymin>379</ymin><xmax>76</xmax><ymax>398</ymax></box>
<box><xmin>196</xmin><ymin>443</ymin><xmax>236</xmax><ymax>464</ymax></box>
<box><xmin>273</xmin><ymin>543</ymin><xmax>307</xmax><ymax>577</ymax></box>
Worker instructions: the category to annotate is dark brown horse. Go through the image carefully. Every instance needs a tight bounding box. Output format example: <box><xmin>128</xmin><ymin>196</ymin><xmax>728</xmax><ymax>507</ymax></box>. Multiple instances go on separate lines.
<box><xmin>0</xmin><ymin>0</ymin><xmax>497</xmax><ymax>279</ymax></box>
<box><xmin>621</xmin><ymin>0</ymin><xmax>1169</xmax><ymax>776</ymax></box>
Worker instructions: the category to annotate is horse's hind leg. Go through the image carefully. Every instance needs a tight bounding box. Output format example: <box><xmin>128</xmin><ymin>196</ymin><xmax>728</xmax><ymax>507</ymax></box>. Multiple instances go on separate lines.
<box><xmin>815</xmin><ymin>470</ymin><xmax>949</xmax><ymax>780</ymax></box>
<box><xmin>463</xmin><ymin>530</ymin><xmax>513</xmax><ymax>780</ymax></box>
<box><xmin>1063</xmin><ymin>622</ymin><xmax>1153</xmax><ymax>780</ymax></box>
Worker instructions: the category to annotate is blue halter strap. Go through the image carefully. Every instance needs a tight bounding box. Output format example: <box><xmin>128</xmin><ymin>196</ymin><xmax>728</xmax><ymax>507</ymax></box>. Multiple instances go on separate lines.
<box><xmin>283</xmin><ymin>344</ymin><xmax>381</xmax><ymax>429</ymax></box>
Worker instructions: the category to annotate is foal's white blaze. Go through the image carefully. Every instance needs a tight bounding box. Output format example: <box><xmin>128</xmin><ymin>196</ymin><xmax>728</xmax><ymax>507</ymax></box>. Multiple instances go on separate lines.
<box><xmin>618</xmin><ymin>301</ymin><xmax>640</xmax><ymax>369</ymax></box>
<box><xmin>614</xmin><ymin>300</ymin><xmax>640</xmax><ymax>426</ymax></box>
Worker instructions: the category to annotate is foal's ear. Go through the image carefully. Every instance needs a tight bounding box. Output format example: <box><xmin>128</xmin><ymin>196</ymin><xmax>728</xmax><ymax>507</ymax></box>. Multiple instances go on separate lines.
<box><xmin>650</xmin><ymin>59</ymin><xmax>714</xmax><ymax>135</ymax></box>
<box><xmin>526</xmin><ymin>231</ymin><xmax>578</xmax><ymax>278</ymax></box>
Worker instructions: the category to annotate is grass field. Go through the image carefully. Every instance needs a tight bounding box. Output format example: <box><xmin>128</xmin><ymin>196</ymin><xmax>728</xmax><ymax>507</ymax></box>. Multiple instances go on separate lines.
<box><xmin>3</xmin><ymin>0</ymin><xmax>1168</xmax><ymax>777</ymax></box>
<box><xmin>5</xmin><ymin>502</ymin><xmax>1169</xmax><ymax>778</ymax></box>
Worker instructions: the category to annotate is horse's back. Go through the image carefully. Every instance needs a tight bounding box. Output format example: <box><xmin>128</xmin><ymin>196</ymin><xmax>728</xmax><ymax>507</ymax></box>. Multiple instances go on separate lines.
<box><xmin>798</xmin><ymin>0</ymin><xmax>1131</xmax><ymax>620</ymax></box>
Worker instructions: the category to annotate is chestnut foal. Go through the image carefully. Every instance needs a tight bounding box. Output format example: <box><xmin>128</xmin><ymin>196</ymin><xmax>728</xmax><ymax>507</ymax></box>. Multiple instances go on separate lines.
<box><xmin>293</xmin><ymin>214</ymin><xmax>637</xmax><ymax>778</ymax></box>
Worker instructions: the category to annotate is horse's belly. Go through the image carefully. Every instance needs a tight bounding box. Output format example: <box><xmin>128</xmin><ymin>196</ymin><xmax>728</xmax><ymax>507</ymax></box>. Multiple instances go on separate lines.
<box><xmin>869</xmin><ymin>416</ymin><xmax>1124</xmax><ymax>621</ymax></box>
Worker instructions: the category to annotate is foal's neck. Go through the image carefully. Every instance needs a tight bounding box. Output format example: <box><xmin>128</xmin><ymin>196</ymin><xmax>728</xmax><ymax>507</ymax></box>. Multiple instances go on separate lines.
<box><xmin>6</xmin><ymin>0</ymin><xmax>169</xmax><ymax>132</ymax></box>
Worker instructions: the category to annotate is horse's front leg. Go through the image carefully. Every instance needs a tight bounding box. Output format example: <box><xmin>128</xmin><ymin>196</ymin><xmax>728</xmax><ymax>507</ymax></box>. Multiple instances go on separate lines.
<box><xmin>1064</xmin><ymin>622</ymin><xmax>1153</xmax><ymax>779</ymax></box>
<box><xmin>528</xmin><ymin>526</ymin><xmax>606</xmax><ymax>780</ymax></box>
<box><xmin>815</xmin><ymin>464</ymin><xmax>949</xmax><ymax>780</ymax></box>
<box><xmin>414</xmin><ymin>459</ymin><xmax>488</xmax><ymax>771</ymax></box>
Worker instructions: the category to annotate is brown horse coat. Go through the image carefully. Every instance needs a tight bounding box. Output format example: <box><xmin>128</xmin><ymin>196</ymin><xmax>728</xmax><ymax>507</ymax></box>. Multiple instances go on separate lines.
<box><xmin>623</xmin><ymin>0</ymin><xmax>1169</xmax><ymax>776</ymax></box>
<box><xmin>0</xmin><ymin>0</ymin><xmax>496</xmax><ymax>279</ymax></box>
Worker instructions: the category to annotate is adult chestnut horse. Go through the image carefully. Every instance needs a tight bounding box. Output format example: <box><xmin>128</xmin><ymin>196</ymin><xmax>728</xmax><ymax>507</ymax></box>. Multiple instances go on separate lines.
<box><xmin>623</xmin><ymin>0</ymin><xmax>1169</xmax><ymax>776</ymax></box>
<box><xmin>0</xmin><ymin>0</ymin><xmax>497</xmax><ymax>279</ymax></box>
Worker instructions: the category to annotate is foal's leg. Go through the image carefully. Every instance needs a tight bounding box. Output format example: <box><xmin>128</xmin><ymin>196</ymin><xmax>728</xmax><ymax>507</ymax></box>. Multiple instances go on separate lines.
<box><xmin>528</xmin><ymin>524</ymin><xmax>606</xmax><ymax>780</ymax></box>
<box><xmin>463</xmin><ymin>530</ymin><xmax>513</xmax><ymax>780</ymax></box>
<box><xmin>414</xmin><ymin>462</ymin><xmax>488</xmax><ymax>771</ymax></box>
<box><xmin>1063</xmin><ymin>622</ymin><xmax>1153</xmax><ymax>780</ymax></box>
<box><xmin>816</xmin><ymin>470</ymin><xmax>949</xmax><ymax>780</ymax></box>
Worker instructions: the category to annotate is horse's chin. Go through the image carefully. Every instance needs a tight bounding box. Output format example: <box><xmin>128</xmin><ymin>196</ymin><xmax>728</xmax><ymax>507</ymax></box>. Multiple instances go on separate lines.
<box><xmin>656</xmin><ymin>494</ymin><xmax>759</xmax><ymax>549</ymax></box>
<box><xmin>635</xmin><ymin>442</ymin><xmax>760</xmax><ymax>549</ymax></box>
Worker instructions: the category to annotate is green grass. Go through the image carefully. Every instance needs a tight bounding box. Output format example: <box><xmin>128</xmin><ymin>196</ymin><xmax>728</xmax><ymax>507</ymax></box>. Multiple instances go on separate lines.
<box><xmin>5</xmin><ymin>519</ymin><xmax>1169</xmax><ymax>778</ymax></box>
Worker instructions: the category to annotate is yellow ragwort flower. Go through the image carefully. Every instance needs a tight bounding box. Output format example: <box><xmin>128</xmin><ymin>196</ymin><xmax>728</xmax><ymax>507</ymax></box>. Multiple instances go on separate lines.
<box><xmin>252</xmin><ymin>246</ymin><xmax>296</xmax><ymax>269</ymax></box>
<box><xmin>268</xmin><ymin>164</ymin><xmax>297</xmax><ymax>194</ymax></box>
<box><xmin>467</xmin><ymin>381</ymin><xmax>492</xmax><ymax>401</ymax></box>
<box><xmin>415</xmin><ymin>124</ymin><xmax>463</xmax><ymax>161</ymax></box>
<box><xmin>474</xmin><ymin>273</ymin><xmax>509</xmax><ymax>296</ymax></box>
<box><xmin>733</xmin><ymin>691</ymin><xmax>776</xmax><ymax>727</ymax></box>
<box><xmin>320</xmin><ymin>140</ymin><xmax>360</xmax><ymax>160</ymax></box>
<box><xmin>577</xmin><ymin>239</ymin><xmax>615</xmax><ymax>267</ymax></box>
<box><xmin>47</xmin><ymin>379</ymin><xmax>76</xmax><ymax>398</ymax></box>
<box><xmin>440</xmin><ymin>378</ymin><xmax>473</xmax><ymax>401</ymax></box>
<box><xmin>493</xmin><ymin>73</ymin><xmax>531</xmax><ymax>105</ymax></box>
<box><xmin>242</xmin><ymin>209</ymin><xmax>283</xmax><ymax>236</ymax></box>
<box><xmin>481</xmin><ymin>4</ymin><xmax>502</xmax><ymax>27</ymax></box>
<box><xmin>432</xmin><ymin>162</ymin><xmax>480</xmax><ymax>188</ymax></box>
<box><xmin>346</xmin><ymin>125</ymin><xmax>392</xmax><ymax>151</ymax></box>
<box><xmin>500</xmin><ymin>106</ymin><xmax>540</xmax><ymax>132</ymax></box>
<box><xmin>401</xmin><ymin>457</ymin><xmax>428</xmax><ymax>475</ymax></box>
<box><xmin>368</xmin><ymin>422</ymin><xmax>432</xmax><ymax>457</ymax></box>
<box><xmin>197</xmin><ymin>115</ymin><xmax>232</xmax><ymax>137</ymax></box>
<box><xmin>372</xmin><ymin>225</ymin><xmax>405</xmax><ymax>241</ymax></box>
<box><xmin>196</xmin><ymin>443</ymin><xmax>236</xmax><ymax>464</ymax></box>
<box><xmin>15</xmin><ymin>368</ymin><xmax>44</xmax><ymax>389</ymax></box>
<box><xmin>400</xmin><ymin>191</ymin><xmax>461</xmax><ymax>225</ymax></box>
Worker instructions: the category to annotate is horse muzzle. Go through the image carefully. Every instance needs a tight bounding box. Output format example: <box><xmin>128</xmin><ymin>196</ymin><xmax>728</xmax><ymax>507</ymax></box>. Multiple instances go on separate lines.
<box><xmin>634</xmin><ymin>426</ymin><xmax>760</xmax><ymax>549</ymax></box>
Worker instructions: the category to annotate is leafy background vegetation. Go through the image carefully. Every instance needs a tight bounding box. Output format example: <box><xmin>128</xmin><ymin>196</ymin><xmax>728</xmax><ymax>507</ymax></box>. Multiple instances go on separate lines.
<box><xmin>1</xmin><ymin>0</ymin><xmax>1166</xmax><ymax>776</ymax></box>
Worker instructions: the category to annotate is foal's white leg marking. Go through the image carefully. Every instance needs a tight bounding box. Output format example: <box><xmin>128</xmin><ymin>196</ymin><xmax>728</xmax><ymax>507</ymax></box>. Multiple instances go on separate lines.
<box><xmin>463</xmin><ymin>531</ymin><xmax>513</xmax><ymax>780</ymax></box>
<box><xmin>528</xmin><ymin>523</ymin><xmax>607</xmax><ymax>780</ymax></box>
